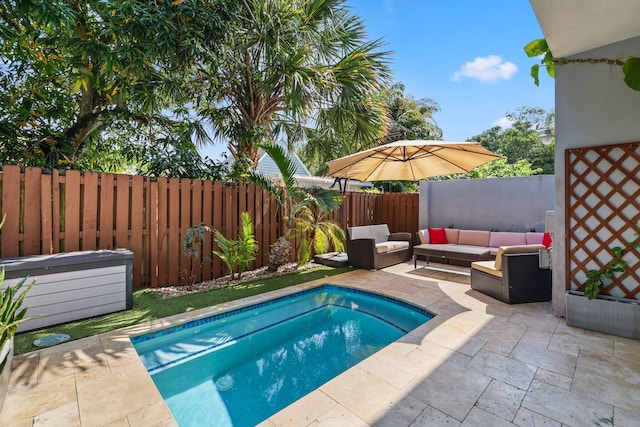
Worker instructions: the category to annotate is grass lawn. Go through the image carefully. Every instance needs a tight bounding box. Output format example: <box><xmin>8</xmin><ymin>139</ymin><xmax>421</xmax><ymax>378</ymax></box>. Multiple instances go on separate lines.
<box><xmin>15</xmin><ymin>265</ymin><xmax>351</xmax><ymax>355</ymax></box>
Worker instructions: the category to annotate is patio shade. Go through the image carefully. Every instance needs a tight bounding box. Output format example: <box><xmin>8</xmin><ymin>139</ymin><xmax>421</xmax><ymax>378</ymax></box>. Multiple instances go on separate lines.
<box><xmin>326</xmin><ymin>140</ymin><xmax>502</xmax><ymax>182</ymax></box>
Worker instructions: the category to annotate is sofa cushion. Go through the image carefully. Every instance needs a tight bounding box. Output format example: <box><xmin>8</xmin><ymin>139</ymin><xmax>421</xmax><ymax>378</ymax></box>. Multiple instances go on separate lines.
<box><xmin>375</xmin><ymin>241</ymin><xmax>410</xmax><ymax>253</ymax></box>
<box><xmin>417</xmin><ymin>229</ymin><xmax>430</xmax><ymax>244</ymax></box>
<box><xmin>458</xmin><ymin>230</ymin><xmax>491</xmax><ymax>247</ymax></box>
<box><xmin>525</xmin><ymin>232</ymin><xmax>544</xmax><ymax>245</ymax></box>
<box><xmin>489</xmin><ymin>232</ymin><xmax>526</xmax><ymax>248</ymax></box>
<box><xmin>471</xmin><ymin>260</ymin><xmax>502</xmax><ymax>278</ymax></box>
<box><xmin>348</xmin><ymin>224</ymin><xmax>390</xmax><ymax>244</ymax></box>
<box><xmin>494</xmin><ymin>244</ymin><xmax>546</xmax><ymax>270</ymax></box>
<box><xmin>445</xmin><ymin>228</ymin><xmax>460</xmax><ymax>244</ymax></box>
<box><xmin>428</xmin><ymin>228</ymin><xmax>448</xmax><ymax>244</ymax></box>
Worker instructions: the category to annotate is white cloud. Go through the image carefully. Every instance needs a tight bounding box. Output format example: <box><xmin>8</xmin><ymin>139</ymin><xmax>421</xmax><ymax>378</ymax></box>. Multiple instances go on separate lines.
<box><xmin>493</xmin><ymin>116</ymin><xmax>515</xmax><ymax>129</ymax></box>
<box><xmin>452</xmin><ymin>55</ymin><xmax>518</xmax><ymax>83</ymax></box>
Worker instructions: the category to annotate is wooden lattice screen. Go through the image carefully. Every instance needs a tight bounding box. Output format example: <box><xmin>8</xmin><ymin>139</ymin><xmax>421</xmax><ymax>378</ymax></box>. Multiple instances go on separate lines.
<box><xmin>565</xmin><ymin>142</ymin><xmax>640</xmax><ymax>299</ymax></box>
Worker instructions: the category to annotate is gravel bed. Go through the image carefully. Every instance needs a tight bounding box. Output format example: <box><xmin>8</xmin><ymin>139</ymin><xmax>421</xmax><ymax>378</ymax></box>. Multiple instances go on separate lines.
<box><xmin>152</xmin><ymin>262</ymin><xmax>323</xmax><ymax>299</ymax></box>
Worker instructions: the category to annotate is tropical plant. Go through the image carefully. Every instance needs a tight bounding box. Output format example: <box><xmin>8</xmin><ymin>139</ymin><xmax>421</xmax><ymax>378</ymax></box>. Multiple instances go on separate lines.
<box><xmin>235</xmin><ymin>143</ymin><xmax>344</xmax><ymax>270</ymax></box>
<box><xmin>583</xmin><ymin>229</ymin><xmax>640</xmax><ymax>300</ymax></box>
<box><xmin>212</xmin><ymin>212</ymin><xmax>258</xmax><ymax>279</ymax></box>
<box><xmin>0</xmin><ymin>215</ymin><xmax>36</xmax><ymax>356</ymax></box>
<box><xmin>524</xmin><ymin>38</ymin><xmax>640</xmax><ymax>91</ymax></box>
<box><xmin>467</xmin><ymin>107</ymin><xmax>555</xmax><ymax>175</ymax></box>
<box><xmin>301</xmin><ymin>81</ymin><xmax>442</xmax><ymax>177</ymax></box>
<box><xmin>182</xmin><ymin>222</ymin><xmax>215</xmax><ymax>289</ymax></box>
<box><xmin>198</xmin><ymin>0</ymin><xmax>392</xmax><ymax>167</ymax></box>
<box><xmin>292</xmin><ymin>187</ymin><xmax>346</xmax><ymax>265</ymax></box>
<box><xmin>0</xmin><ymin>0</ymin><xmax>232</xmax><ymax>169</ymax></box>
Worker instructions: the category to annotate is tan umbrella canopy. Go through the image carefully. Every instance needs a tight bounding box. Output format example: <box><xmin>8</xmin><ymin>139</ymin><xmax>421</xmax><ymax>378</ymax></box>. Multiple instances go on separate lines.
<box><xmin>326</xmin><ymin>140</ymin><xmax>502</xmax><ymax>182</ymax></box>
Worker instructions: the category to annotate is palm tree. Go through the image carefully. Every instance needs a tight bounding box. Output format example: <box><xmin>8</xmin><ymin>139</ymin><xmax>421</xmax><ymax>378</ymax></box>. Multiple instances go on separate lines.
<box><xmin>199</xmin><ymin>0</ymin><xmax>392</xmax><ymax>168</ymax></box>
<box><xmin>238</xmin><ymin>143</ymin><xmax>344</xmax><ymax>270</ymax></box>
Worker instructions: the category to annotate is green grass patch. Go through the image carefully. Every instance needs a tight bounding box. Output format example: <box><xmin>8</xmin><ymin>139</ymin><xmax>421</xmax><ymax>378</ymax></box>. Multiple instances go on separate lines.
<box><xmin>15</xmin><ymin>266</ymin><xmax>351</xmax><ymax>355</ymax></box>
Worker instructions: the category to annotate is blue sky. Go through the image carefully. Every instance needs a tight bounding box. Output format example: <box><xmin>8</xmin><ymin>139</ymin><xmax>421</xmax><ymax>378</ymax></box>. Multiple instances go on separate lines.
<box><xmin>201</xmin><ymin>0</ymin><xmax>553</xmax><ymax>159</ymax></box>
<box><xmin>346</xmin><ymin>0</ymin><xmax>554</xmax><ymax>141</ymax></box>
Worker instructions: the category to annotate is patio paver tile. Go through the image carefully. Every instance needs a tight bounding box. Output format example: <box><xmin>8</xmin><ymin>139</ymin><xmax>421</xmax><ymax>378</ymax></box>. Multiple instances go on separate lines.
<box><xmin>475</xmin><ymin>379</ymin><xmax>526</xmax><ymax>422</ymax></box>
<box><xmin>319</xmin><ymin>367</ymin><xmax>405</xmax><ymax>424</ymax></box>
<box><xmin>467</xmin><ymin>349</ymin><xmax>537</xmax><ymax>390</ymax></box>
<box><xmin>513</xmin><ymin>407</ymin><xmax>561</xmax><ymax>427</ymax></box>
<box><xmin>572</xmin><ymin>350</ymin><xmax>640</xmax><ymax>413</ymax></box>
<box><xmin>268</xmin><ymin>390</ymin><xmax>338</xmax><ymax>427</ymax></box>
<box><xmin>521</xmin><ymin>380</ymin><xmax>613</xmax><ymax>427</ymax></box>
<box><xmin>460</xmin><ymin>406</ymin><xmax>515</xmax><ymax>427</ymax></box>
<box><xmin>409</xmin><ymin>404</ymin><xmax>461</xmax><ymax>426</ymax></box>
<box><xmin>0</xmin><ymin>374</ymin><xmax>76</xmax><ymax>422</ymax></box>
<box><xmin>510</xmin><ymin>341</ymin><xmax>577</xmax><ymax>378</ymax></box>
<box><xmin>408</xmin><ymin>361</ymin><xmax>492</xmax><ymax>422</ymax></box>
<box><xmin>32</xmin><ymin>401</ymin><xmax>80</xmax><ymax>427</ymax></box>
<box><xmin>532</xmin><ymin>368</ymin><xmax>572</xmax><ymax>391</ymax></box>
<box><xmin>372</xmin><ymin>393</ymin><xmax>427</xmax><ymax>427</ymax></box>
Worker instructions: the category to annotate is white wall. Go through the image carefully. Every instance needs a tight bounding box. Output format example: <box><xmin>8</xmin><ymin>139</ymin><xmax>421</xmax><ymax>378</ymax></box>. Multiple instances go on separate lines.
<box><xmin>553</xmin><ymin>36</ymin><xmax>640</xmax><ymax>315</ymax></box>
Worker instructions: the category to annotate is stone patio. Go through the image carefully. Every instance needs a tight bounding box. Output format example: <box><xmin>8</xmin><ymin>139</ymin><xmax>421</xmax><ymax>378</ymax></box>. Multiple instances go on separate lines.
<box><xmin>2</xmin><ymin>261</ymin><xmax>639</xmax><ymax>426</ymax></box>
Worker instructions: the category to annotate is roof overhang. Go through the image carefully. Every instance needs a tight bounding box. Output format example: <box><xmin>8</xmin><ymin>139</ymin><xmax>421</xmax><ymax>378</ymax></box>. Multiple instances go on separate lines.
<box><xmin>529</xmin><ymin>0</ymin><xmax>640</xmax><ymax>57</ymax></box>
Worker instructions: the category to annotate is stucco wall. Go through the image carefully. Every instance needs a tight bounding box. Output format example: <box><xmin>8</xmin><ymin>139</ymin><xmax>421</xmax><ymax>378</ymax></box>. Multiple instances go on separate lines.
<box><xmin>554</xmin><ymin>35</ymin><xmax>640</xmax><ymax>316</ymax></box>
<box><xmin>418</xmin><ymin>175</ymin><xmax>554</xmax><ymax>232</ymax></box>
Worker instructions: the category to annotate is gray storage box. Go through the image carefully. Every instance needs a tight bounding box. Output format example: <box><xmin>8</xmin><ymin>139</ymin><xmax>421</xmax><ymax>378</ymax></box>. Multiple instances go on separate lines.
<box><xmin>1</xmin><ymin>249</ymin><xmax>133</xmax><ymax>332</ymax></box>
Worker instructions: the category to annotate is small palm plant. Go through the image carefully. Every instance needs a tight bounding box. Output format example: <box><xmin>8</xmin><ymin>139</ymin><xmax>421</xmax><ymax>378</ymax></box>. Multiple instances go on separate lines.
<box><xmin>234</xmin><ymin>142</ymin><xmax>345</xmax><ymax>270</ymax></box>
<box><xmin>0</xmin><ymin>272</ymin><xmax>35</xmax><ymax>350</ymax></box>
<box><xmin>0</xmin><ymin>214</ymin><xmax>36</xmax><ymax>373</ymax></box>
<box><xmin>212</xmin><ymin>212</ymin><xmax>258</xmax><ymax>279</ymax></box>
<box><xmin>292</xmin><ymin>187</ymin><xmax>346</xmax><ymax>265</ymax></box>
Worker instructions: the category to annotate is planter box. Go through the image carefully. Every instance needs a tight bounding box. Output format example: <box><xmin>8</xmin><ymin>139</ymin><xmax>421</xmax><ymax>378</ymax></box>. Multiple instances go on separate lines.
<box><xmin>0</xmin><ymin>337</ymin><xmax>14</xmax><ymax>412</ymax></box>
<box><xmin>565</xmin><ymin>291</ymin><xmax>640</xmax><ymax>339</ymax></box>
<box><xmin>1</xmin><ymin>250</ymin><xmax>133</xmax><ymax>332</ymax></box>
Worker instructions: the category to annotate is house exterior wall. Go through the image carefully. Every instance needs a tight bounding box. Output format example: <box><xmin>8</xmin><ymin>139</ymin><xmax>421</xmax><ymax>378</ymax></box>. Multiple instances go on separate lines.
<box><xmin>554</xmin><ymin>35</ymin><xmax>640</xmax><ymax>315</ymax></box>
<box><xmin>418</xmin><ymin>175</ymin><xmax>555</xmax><ymax>232</ymax></box>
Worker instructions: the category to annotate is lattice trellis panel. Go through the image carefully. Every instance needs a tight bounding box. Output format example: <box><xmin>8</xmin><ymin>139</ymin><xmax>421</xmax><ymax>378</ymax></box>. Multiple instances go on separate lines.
<box><xmin>566</xmin><ymin>142</ymin><xmax>640</xmax><ymax>299</ymax></box>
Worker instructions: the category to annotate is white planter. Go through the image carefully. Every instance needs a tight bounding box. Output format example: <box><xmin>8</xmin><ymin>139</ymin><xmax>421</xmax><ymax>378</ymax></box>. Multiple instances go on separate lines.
<box><xmin>0</xmin><ymin>337</ymin><xmax>14</xmax><ymax>412</ymax></box>
<box><xmin>565</xmin><ymin>291</ymin><xmax>640</xmax><ymax>339</ymax></box>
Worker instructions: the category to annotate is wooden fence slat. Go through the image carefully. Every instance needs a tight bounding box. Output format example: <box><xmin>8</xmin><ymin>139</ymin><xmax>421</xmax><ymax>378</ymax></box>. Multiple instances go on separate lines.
<box><xmin>180</xmin><ymin>178</ymin><xmax>192</xmax><ymax>285</ymax></box>
<box><xmin>212</xmin><ymin>181</ymin><xmax>223</xmax><ymax>277</ymax></box>
<box><xmin>99</xmin><ymin>173</ymin><xmax>114</xmax><ymax>249</ymax></box>
<box><xmin>115</xmin><ymin>174</ymin><xmax>129</xmax><ymax>249</ymax></box>
<box><xmin>64</xmin><ymin>170</ymin><xmax>81</xmax><ymax>252</ymax></box>
<box><xmin>81</xmin><ymin>171</ymin><xmax>98</xmax><ymax>251</ymax></box>
<box><xmin>190</xmin><ymin>179</ymin><xmax>203</xmax><ymax>283</ymax></box>
<box><xmin>168</xmin><ymin>177</ymin><xmax>180</xmax><ymax>285</ymax></box>
<box><xmin>130</xmin><ymin>175</ymin><xmax>144</xmax><ymax>288</ymax></box>
<box><xmin>156</xmin><ymin>179</ymin><xmax>168</xmax><ymax>287</ymax></box>
<box><xmin>40</xmin><ymin>173</ymin><xmax>52</xmax><ymax>254</ymax></box>
<box><xmin>201</xmin><ymin>180</ymin><xmax>213</xmax><ymax>280</ymax></box>
<box><xmin>52</xmin><ymin>170</ymin><xmax>61</xmax><ymax>253</ymax></box>
<box><xmin>1</xmin><ymin>165</ymin><xmax>21</xmax><ymax>257</ymax></box>
<box><xmin>23</xmin><ymin>167</ymin><xmax>42</xmax><ymax>256</ymax></box>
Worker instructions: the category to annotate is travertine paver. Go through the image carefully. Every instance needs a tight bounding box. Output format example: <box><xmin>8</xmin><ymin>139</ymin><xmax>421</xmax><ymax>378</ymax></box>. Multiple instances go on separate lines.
<box><xmin>2</xmin><ymin>261</ymin><xmax>640</xmax><ymax>426</ymax></box>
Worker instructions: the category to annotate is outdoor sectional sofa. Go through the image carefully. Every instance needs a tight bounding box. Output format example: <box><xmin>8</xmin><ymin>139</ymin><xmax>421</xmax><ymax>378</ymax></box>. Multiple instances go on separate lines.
<box><xmin>346</xmin><ymin>224</ymin><xmax>412</xmax><ymax>270</ymax></box>
<box><xmin>470</xmin><ymin>244</ymin><xmax>552</xmax><ymax>304</ymax></box>
<box><xmin>413</xmin><ymin>228</ymin><xmax>546</xmax><ymax>267</ymax></box>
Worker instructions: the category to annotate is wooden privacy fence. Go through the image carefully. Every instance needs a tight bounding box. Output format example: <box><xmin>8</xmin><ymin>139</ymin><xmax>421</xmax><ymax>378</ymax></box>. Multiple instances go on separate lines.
<box><xmin>0</xmin><ymin>166</ymin><xmax>418</xmax><ymax>288</ymax></box>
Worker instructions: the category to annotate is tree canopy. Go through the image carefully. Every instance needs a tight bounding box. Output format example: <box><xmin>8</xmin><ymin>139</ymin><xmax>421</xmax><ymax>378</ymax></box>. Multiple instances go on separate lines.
<box><xmin>196</xmin><ymin>0</ymin><xmax>392</xmax><ymax>172</ymax></box>
<box><xmin>468</xmin><ymin>107</ymin><xmax>554</xmax><ymax>175</ymax></box>
<box><xmin>0</xmin><ymin>0</ymin><xmax>232</xmax><ymax>169</ymax></box>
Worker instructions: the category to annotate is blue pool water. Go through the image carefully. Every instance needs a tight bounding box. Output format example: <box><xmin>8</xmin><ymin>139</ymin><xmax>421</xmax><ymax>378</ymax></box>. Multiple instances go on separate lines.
<box><xmin>132</xmin><ymin>285</ymin><xmax>433</xmax><ymax>427</ymax></box>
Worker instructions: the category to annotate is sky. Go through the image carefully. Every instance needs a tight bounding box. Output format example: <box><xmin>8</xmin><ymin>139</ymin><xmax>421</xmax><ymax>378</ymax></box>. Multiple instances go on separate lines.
<box><xmin>201</xmin><ymin>0</ymin><xmax>554</xmax><ymax>159</ymax></box>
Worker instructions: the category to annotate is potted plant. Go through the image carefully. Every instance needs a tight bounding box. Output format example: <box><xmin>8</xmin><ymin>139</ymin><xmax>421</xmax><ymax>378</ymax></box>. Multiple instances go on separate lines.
<box><xmin>565</xmin><ymin>229</ymin><xmax>640</xmax><ymax>339</ymax></box>
<box><xmin>0</xmin><ymin>215</ymin><xmax>36</xmax><ymax>410</ymax></box>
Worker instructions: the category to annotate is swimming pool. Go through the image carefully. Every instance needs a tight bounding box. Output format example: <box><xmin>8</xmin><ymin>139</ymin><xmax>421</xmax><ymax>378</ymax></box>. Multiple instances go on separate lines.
<box><xmin>132</xmin><ymin>285</ymin><xmax>433</xmax><ymax>426</ymax></box>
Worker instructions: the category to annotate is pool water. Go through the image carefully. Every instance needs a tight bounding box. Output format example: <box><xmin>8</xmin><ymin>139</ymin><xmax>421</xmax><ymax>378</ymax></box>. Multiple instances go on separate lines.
<box><xmin>132</xmin><ymin>285</ymin><xmax>433</xmax><ymax>427</ymax></box>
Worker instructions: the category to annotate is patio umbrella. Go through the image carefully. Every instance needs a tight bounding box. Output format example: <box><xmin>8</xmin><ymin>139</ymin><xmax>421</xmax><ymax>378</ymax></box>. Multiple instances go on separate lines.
<box><xmin>326</xmin><ymin>140</ymin><xmax>502</xmax><ymax>182</ymax></box>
